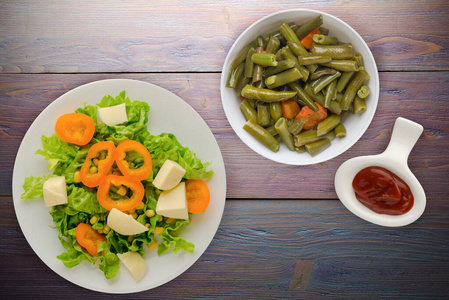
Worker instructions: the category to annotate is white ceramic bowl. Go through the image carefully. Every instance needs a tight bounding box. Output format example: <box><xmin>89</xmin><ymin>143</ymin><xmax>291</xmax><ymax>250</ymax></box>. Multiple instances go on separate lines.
<box><xmin>220</xmin><ymin>9</ymin><xmax>379</xmax><ymax>165</ymax></box>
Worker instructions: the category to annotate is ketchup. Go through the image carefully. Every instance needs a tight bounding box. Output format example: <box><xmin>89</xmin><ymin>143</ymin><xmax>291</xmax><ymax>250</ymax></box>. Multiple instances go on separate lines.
<box><xmin>352</xmin><ymin>166</ymin><xmax>414</xmax><ymax>215</ymax></box>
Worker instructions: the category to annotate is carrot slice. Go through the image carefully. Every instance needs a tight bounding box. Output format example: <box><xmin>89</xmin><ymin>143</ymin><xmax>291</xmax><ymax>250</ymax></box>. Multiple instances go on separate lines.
<box><xmin>55</xmin><ymin>113</ymin><xmax>95</xmax><ymax>146</ymax></box>
<box><xmin>296</xmin><ymin>102</ymin><xmax>328</xmax><ymax>130</ymax></box>
<box><xmin>75</xmin><ymin>223</ymin><xmax>106</xmax><ymax>257</ymax></box>
<box><xmin>300</xmin><ymin>28</ymin><xmax>321</xmax><ymax>50</ymax></box>
<box><xmin>281</xmin><ymin>99</ymin><xmax>301</xmax><ymax>119</ymax></box>
<box><xmin>185</xmin><ymin>179</ymin><xmax>210</xmax><ymax>214</ymax></box>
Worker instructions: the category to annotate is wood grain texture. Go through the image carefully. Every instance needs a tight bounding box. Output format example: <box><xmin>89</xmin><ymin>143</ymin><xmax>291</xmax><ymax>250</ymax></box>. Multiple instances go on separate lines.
<box><xmin>1</xmin><ymin>72</ymin><xmax>448</xmax><ymax>198</ymax></box>
<box><xmin>1</xmin><ymin>196</ymin><xmax>448</xmax><ymax>298</ymax></box>
<box><xmin>1</xmin><ymin>0</ymin><xmax>448</xmax><ymax>73</ymax></box>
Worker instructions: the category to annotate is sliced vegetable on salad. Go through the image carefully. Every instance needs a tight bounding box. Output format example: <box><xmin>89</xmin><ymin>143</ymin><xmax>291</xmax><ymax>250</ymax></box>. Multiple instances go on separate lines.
<box><xmin>21</xmin><ymin>91</ymin><xmax>213</xmax><ymax>281</ymax></box>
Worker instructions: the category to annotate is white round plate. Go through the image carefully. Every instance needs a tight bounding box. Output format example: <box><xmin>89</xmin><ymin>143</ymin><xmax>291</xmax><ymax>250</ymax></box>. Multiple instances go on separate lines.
<box><xmin>220</xmin><ymin>9</ymin><xmax>379</xmax><ymax>165</ymax></box>
<box><xmin>12</xmin><ymin>79</ymin><xmax>227</xmax><ymax>293</ymax></box>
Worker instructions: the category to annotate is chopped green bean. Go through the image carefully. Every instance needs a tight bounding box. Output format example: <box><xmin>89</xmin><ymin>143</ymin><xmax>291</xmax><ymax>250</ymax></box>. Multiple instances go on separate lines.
<box><xmin>334</xmin><ymin>123</ymin><xmax>346</xmax><ymax>138</ymax></box>
<box><xmin>310</xmin><ymin>44</ymin><xmax>354</xmax><ymax>60</ymax></box>
<box><xmin>251</xmin><ymin>52</ymin><xmax>278</xmax><ymax>67</ymax></box>
<box><xmin>263</xmin><ymin>59</ymin><xmax>296</xmax><ymax>78</ymax></box>
<box><xmin>320</xmin><ymin>60</ymin><xmax>359</xmax><ymax>72</ymax></box>
<box><xmin>298</xmin><ymin>54</ymin><xmax>332</xmax><ymax>65</ymax></box>
<box><xmin>317</xmin><ymin>114</ymin><xmax>341</xmax><ymax>136</ymax></box>
<box><xmin>353</xmin><ymin>96</ymin><xmax>367</xmax><ymax>114</ymax></box>
<box><xmin>357</xmin><ymin>85</ymin><xmax>370</xmax><ymax>98</ymax></box>
<box><xmin>279</xmin><ymin>22</ymin><xmax>301</xmax><ymax>45</ymax></box>
<box><xmin>310</xmin><ymin>67</ymin><xmax>338</xmax><ymax>81</ymax></box>
<box><xmin>265</xmin><ymin>67</ymin><xmax>302</xmax><ymax>89</ymax></box>
<box><xmin>226</xmin><ymin>62</ymin><xmax>245</xmax><ymax>88</ymax></box>
<box><xmin>257</xmin><ymin>103</ymin><xmax>271</xmax><ymax>127</ymax></box>
<box><xmin>275</xmin><ymin>118</ymin><xmax>295</xmax><ymax>151</ymax></box>
<box><xmin>234</xmin><ymin>75</ymin><xmax>250</xmax><ymax>94</ymax></box>
<box><xmin>240</xmin><ymin>99</ymin><xmax>258</xmax><ymax>122</ymax></box>
<box><xmin>252</xmin><ymin>47</ymin><xmax>264</xmax><ymax>83</ymax></box>
<box><xmin>230</xmin><ymin>42</ymin><xmax>256</xmax><ymax>71</ymax></box>
<box><xmin>294</xmin><ymin>129</ymin><xmax>322</xmax><ymax>147</ymax></box>
<box><xmin>341</xmin><ymin>70</ymin><xmax>370</xmax><ymax>110</ymax></box>
<box><xmin>243</xmin><ymin>119</ymin><xmax>280</xmax><ymax>152</ymax></box>
<box><xmin>241</xmin><ymin>84</ymin><xmax>297</xmax><ymax>102</ymax></box>
<box><xmin>287</xmin><ymin>82</ymin><xmax>319</xmax><ymax>112</ymax></box>
<box><xmin>313</xmin><ymin>34</ymin><xmax>338</xmax><ymax>45</ymax></box>
<box><xmin>244</xmin><ymin>47</ymin><xmax>256</xmax><ymax>78</ymax></box>
<box><xmin>305</xmin><ymin>137</ymin><xmax>331</xmax><ymax>157</ymax></box>
<box><xmin>280</xmin><ymin>47</ymin><xmax>310</xmax><ymax>81</ymax></box>
<box><xmin>324</xmin><ymin>80</ymin><xmax>337</xmax><ymax>108</ymax></box>
<box><xmin>269</xmin><ymin>102</ymin><xmax>283</xmax><ymax>122</ymax></box>
<box><xmin>310</xmin><ymin>72</ymin><xmax>341</xmax><ymax>94</ymax></box>
<box><xmin>295</xmin><ymin>15</ymin><xmax>323</xmax><ymax>39</ymax></box>
<box><xmin>354</xmin><ymin>53</ymin><xmax>364</xmax><ymax>67</ymax></box>
<box><xmin>266</xmin><ymin>36</ymin><xmax>281</xmax><ymax>54</ymax></box>
<box><xmin>336</xmin><ymin>71</ymin><xmax>355</xmax><ymax>93</ymax></box>
<box><xmin>289</xmin><ymin>117</ymin><xmax>306</xmax><ymax>135</ymax></box>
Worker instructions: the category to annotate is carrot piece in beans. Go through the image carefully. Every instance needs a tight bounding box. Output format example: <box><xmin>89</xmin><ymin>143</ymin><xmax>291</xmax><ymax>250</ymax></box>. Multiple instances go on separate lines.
<box><xmin>185</xmin><ymin>179</ymin><xmax>210</xmax><ymax>214</ymax></box>
<box><xmin>295</xmin><ymin>102</ymin><xmax>328</xmax><ymax>130</ymax></box>
<box><xmin>281</xmin><ymin>99</ymin><xmax>301</xmax><ymax>119</ymax></box>
<box><xmin>301</xmin><ymin>28</ymin><xmax>321</xmax><ymax>50</ymax></box>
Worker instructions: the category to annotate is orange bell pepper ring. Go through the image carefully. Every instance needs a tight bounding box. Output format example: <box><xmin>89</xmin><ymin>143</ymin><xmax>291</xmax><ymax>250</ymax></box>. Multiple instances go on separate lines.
<box><xmin>79</xmin><ymin>141</ymin><xmax>117</xmax><ymax>187</ymax></box>
<box><xmin>97</xmin><ymin>174</ymin><xmax>145</xmax><ymax>211</ymax></box>
<box><xmin>75</xmin><ymin>223</ymin><xmax>106</xmax><ymax>257</ymax></box>
<box><xmin>115</xmin><ymin>140</ymin><xmax>152</xmax><ymax>182</ymax></box>
<box><xmin>55</xmin><ymin>113</ymin><xmax>95</xmax><ymax>146</ymax></box>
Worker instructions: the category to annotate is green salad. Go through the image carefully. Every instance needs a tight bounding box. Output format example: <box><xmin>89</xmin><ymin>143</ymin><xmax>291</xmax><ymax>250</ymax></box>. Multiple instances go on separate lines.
<box><xmin>21</xmin><ymin>91</ymin><xmax>213</xmax><ymax>280</ymax></box>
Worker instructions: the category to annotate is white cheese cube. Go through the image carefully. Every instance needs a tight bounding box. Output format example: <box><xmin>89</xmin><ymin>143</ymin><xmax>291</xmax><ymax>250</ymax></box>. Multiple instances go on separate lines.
<box><xmin>98</xmin><ymin>103</ymin><xmax>128</xmax><ymax>125</ymax></box>
<box><xmin>156</xmin><ymin>182</ymin><xmax>189</xmax><ymax>220</ymax></box>
<box><xmin>107</xmin><ymin>208</ymin><xmax>149</xmax><ymax>236</ymax></box>
<box><xmin>43</xmin><ymin>176</ymin><xmax>68</xmax><ymax>207</ymax></box>
<box><xmin>117</xmin><ymin>251</ymin><xmax>146</xmax><ymax>282</ymax></box>
<box><xmin>152</xmin><ymin>159</ymin><xmax>186</xmax><ymax>190</ymax></box>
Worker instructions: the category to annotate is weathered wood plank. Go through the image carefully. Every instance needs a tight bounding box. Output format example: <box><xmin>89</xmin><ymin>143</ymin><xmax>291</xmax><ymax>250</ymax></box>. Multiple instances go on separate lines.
<box><xmin>1</xmin><ymin>0</ymin><xmax>448</xmax><ymax>73</ymax></box>
<box><xmin>1</xmin><ymin>196</ymin><xmax>448</xmax><ymax>298</ymax></box>
<box><xmin>1</xmin><ymin>72</ymin><xmax>448</xmax><ymax>198</ymax></box>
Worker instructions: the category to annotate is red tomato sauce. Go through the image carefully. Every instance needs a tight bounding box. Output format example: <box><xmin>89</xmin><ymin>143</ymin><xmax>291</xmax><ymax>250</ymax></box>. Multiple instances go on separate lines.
<box><xmin>352</xmin><ymin>166</ymin><xmax>414</xmax><ymax>215</ymax></box>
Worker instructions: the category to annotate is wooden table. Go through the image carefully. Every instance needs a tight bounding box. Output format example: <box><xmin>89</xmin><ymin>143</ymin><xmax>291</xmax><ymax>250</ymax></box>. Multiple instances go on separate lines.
<box><xmin>1</xmin><ymin>1</ymin><xmax>448</xmax><ymax>298</ymax></box>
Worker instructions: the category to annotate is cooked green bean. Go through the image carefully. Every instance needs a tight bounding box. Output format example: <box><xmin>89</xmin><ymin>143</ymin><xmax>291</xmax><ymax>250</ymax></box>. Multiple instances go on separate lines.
<box><xmin>251</xmin><ymin>52</ymin><xmax>278</xmax><ymax>67</ymax></box>
<box><xmin>226</xmin><ymin>62</ymin><xmax>245</xmax><ymax>88</ymax></box>
<box><xmin>336</xmin><ymin>71</ymin><xmax>354</xmax><ymax>93</ymax></box>
<box><xmin>252</xmin><ymin>47</ymin><xmax>264</xmax><ymax>83</ymax></box>
<box><xmin>279</xmin><ymin>22</ymin><xmax>302</xmax><ymax>45</ymax></box>
<box><xmin>266</xmin><ymin>36</ymin><xmax>281</xmax><ymax>54</ymax></box>
<box><xmin>241</xmin><ymin>84</ymin><xmax>297</xmax><ymax>102</ymax></box>
<box><xmin>240</xmin><ymin>99</ymin><xmax>258</xmax><ymax>122</ymax></box>
<box><xmin>257</xmin><ymin>102</ymin><xmax>271</xmax><ymax>127</ymax></box>
<box><xmin>265</xmin><ymin>124</ymin><xmax>278</xmax><ymax>136</ymax></box>
<box><xmin>244</xmin><ymin>47</ymin><xmax>255</xmax><ymax>78</ymax></box>
<box><xmin>264</xmin><ymin>59</ymin><xmax>296</xmax><ymax>78</ymax></box>
<box><xmin>230</xmin><ymin>42</ymin><xmax>256</xmax><ymax>71</ymax></box>
<box><xmin>294</xmin><ymin>129</ymin><xmax>322</xmax><ymax>147</ymax></box>
<box><xmin>335</xmin><ymin>92</ymin><xmax>343</xmax><ymax>103</ymax></box>
<box><xmin>275</xmin><ymin>118</ymin><xmax>295</xmax><ymax>151</ymax></box>
<box><xmin>310</xmin><ymin>67</ymin><xmax>338</xmax><ymax>81</ymax></box>
<box><xmin>287</xmin><ymin>82</ymin><xmax>319</xmax><ymax>112</ymax></box>
<box><xmin>234</xmin><ymin>74</ymin><xmax>250</xmax><ymax>94</ymax></box>
<box><xmin>319</xmin><ymin>27</ymin><xmax>329</xmax><ymax>35</ymax></box>
<box><xmin>317</xmin><ymin>114</ymin><xmax>341</xmax><ymax>136</ymax></box>
<box><xmin>305</xmin><ymin>137</ymin><xmax>331</xmax><ymax>157</ymax></box>
<box><xmin>354</xmin><ymin>52</ymin><xmax>364</xmax><ymax>67</ymax></box>
<box><xmin>310</xmin><ymin>44</ymin><xmax>354</xmax><ymax>60</ymax></box>
<box><xmin>243</xmin><ymin>119</ymin><xmax>280</xmax><ymax>152</ymax></box>
<box><xmin>324</xmin><ymin>80</ymin><xmax>337</xmax><ymax>108</ymax></box>
<box><xmin>326</xmin><ymin>130</ymin><xmax>336</xmax><ymax>141</ymax></box>
<box><xmin>357</xmin><ymin>85</ymin><xmax>370</xmax><ymax>98</ymax></box>
<box><xmin>313</xmin><ymin>34</ymin><xmax>338</xmax><ymax>45</ymax></box>
<box><xmin>334</xmin><ymin>123</ymin><xmax>346</xmax><ymax>138</ymax></box>
<box><xmin>320</xmin><ymin>60</ymin><xmax>359</xmax><ymax>72</ymax></box>
<box><xmin>255</xmin><ymin>35</ymin><xmax>266</xmax><ymax>49</ymax></box>
<box><xmin>341</xmin><ymin>70</ymin><xmax>370</xmax><ymax>110</ymax></box>
<box><xmin>286</xmin><ymin>41</ymin><xmax>318</xmax><ymax>73</ymax></box>
<box><xmin>265</xmin><ymin>67</ymin><xmax>302</xmax><ymax>89</ymax></box>
<box><xmin>310</xmin><ymin>72</ymin><xmax>341</xmax><ymax>94</ymax></box>
<box><xmin>295</xmin><ymin>14</ymin><xmax>323</xmax><ymax>39</ymax></box>
<box><xmin>269</xmin><ymin>102</ymin><xmax>283</xmax><ymax>122</ymax></box>
<box><xmin>304</xmin><ymin>84</ymin><xmax>342</xmax><ymax>115</ymax></box>
<box><xmin>298</xmin><ymin>54</ymin><xmax>332</xmax><ymax>65</ymax></box>
<box><xmin>289</xmin><ymin>117</ymin><xmax>306</xmax><ymax>135</ymax></box>
<box><xmin>353</xmin><ymin>95</ymin><xmax>367</xmax><ymax>114</ymax></box>
<box><xmin>280</xmin><ymin>47</ymin><xmax>309</xmax><ymax>81</ymax></box>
